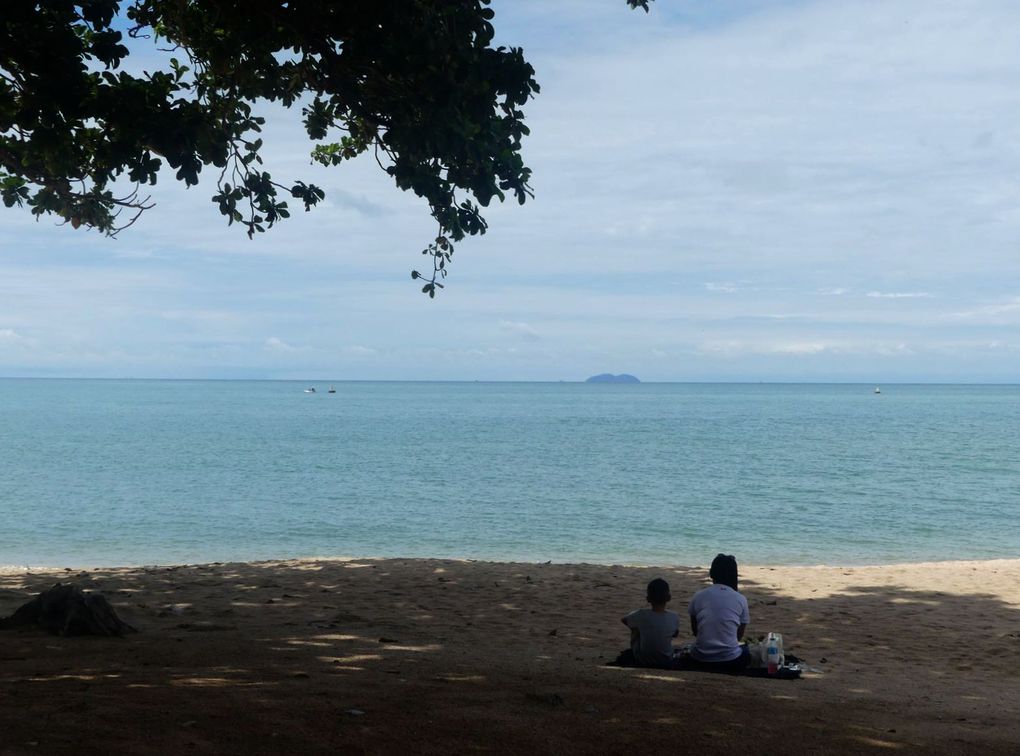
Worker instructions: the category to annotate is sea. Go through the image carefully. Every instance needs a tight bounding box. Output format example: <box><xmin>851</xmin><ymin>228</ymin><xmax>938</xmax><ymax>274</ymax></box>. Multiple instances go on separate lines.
<box><xmin>1</xmin><ymin>379</ymin><xmax>1018</xmax><ymax>569</ymax></box>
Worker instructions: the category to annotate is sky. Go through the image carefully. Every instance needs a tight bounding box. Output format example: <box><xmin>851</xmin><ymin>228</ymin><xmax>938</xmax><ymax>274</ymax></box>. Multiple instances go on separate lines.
<box><xmin>2</xmin><ymin>0</ymin><xmax>1019</xmax><ymax>382</ymax></box>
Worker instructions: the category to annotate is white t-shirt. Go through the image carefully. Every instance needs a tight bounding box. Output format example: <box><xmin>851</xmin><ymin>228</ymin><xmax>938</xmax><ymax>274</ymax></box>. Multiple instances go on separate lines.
<box><xmin>624</xmin><ymin>608</ymin><xmax>680</xmax><ymax>667</ymax></box>
<box><xmin>687</xmin><ymin>584</ymin><xmax>750</xmax><ymax>662</ymax></box>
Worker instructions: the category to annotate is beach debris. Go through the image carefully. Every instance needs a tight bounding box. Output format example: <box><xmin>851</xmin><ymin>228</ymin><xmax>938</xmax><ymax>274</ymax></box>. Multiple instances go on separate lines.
<box><xmin>0</xmin><ymin>583</ymin><xmax>137</xmax><ymax>637</ymax></box>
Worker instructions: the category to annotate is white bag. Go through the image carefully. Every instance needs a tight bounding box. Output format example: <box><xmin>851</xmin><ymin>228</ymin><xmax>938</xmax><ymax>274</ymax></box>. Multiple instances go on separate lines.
<box><xmin>749</xmin><ymin>632</ymin><xmax>784</xmax><ymax>669</ymax></box>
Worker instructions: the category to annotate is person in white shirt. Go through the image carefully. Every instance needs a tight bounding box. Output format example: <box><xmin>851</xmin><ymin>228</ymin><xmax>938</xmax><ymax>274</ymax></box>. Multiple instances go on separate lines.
<box><xmin>621</xmin><ymin>578</ymin><xmax>680</xmax><ymax>668</ymax></box>
<box><xmin>687</xmin><ymin>554</ymin><xmax>751</xmax><ymax>670</ymax></box>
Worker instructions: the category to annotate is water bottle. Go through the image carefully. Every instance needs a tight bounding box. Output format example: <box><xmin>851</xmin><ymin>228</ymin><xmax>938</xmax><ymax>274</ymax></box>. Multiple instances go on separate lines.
<box><xmin>766</xmin><ymin>632</ymin><xmax>779</xmax><ymax>675</ymax></box>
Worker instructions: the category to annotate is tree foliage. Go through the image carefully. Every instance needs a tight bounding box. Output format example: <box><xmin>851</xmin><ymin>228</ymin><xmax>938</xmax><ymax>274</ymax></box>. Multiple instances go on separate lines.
<box><xmin>1</xmin><ymin>1</ymin><xmax>650</xmax><ymax>293</ymax></box>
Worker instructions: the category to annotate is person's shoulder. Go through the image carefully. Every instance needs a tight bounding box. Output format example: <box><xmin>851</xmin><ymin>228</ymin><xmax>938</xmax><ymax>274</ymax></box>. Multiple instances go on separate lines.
<box><xmin>688</xmin><ymin>586</ymin><xmax>710</xmax><ymax>610</ymax></box>
<box><xmin>691</xmin><ymin>585</ymin><xmax>712</xmax><ymax>600</ymax></box>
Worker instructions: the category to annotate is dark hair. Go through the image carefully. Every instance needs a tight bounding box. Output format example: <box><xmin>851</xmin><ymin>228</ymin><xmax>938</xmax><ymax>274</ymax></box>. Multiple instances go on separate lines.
<box><xmin>709</xmin><ymin>554</ymin><xmax>739</xmax><ymax>591</ymax></box>
<box><xmin>646</xmin><ymin>577</ymin><xmax>671</xmax><ymax>605</ymax></box>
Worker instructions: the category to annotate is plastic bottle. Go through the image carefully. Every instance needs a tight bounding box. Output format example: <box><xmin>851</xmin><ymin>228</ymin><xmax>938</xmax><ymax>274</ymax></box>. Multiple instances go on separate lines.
<box><xmin>766</xmin><ymin>633</ymin><xmax>779</xmax><ymax>675</ymax></box>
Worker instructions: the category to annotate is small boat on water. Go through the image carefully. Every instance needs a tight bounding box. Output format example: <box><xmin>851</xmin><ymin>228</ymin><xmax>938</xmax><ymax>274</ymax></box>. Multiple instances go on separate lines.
<box><xmin>328</xmin><ymin>385</ymin><xmax>336</xmax><ymax>394</ymax></box>
<box><xmin>874</xmin><ymin>386</ymin><xmax>881</xmax><ymax>394</ymax></box>
<box><xmin>304</xmin><ymin>387</ymin><xmax>316</xmax><ymax>393</ymax></box>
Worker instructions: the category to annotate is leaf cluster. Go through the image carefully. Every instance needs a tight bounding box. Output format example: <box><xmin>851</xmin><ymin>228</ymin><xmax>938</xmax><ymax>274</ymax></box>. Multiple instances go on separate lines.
<box><xmin>1</xmin><ymin>1</ymin><xmax>649</xmax><ymax>292</ymax></box>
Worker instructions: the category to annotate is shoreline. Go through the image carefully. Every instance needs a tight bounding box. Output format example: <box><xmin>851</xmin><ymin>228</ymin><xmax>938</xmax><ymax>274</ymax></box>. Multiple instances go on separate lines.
<box><xmin>4</xmin><ymin>556</ymin><xmax>1020</xmax><ymax>753</ymax></box>
<box><xmin>5</xmin><ymin>552</ymin><xmax>1020</xmax><ymax>575</ymax></box>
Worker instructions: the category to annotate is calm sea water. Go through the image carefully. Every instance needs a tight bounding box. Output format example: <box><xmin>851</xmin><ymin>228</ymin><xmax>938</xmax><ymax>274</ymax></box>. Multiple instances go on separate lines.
<box><xmin>1</xmin><ymin>380</ymin><xmax>1018</xmax><ymax>568</ymax></box>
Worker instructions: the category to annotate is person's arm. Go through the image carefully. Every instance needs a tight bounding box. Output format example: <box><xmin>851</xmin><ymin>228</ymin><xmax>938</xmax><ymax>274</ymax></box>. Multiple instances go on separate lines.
<box><xmin>622</xmin><ymin>613</ymin><xmax>640</xmax><ymax>645</ymax></box>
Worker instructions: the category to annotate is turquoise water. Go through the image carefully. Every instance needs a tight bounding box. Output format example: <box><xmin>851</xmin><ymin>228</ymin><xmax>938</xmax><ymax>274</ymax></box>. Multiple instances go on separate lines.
<box><xmin>1</xmin><ymin>380</ymin><xmax>1018</xmax><ymax>567</ymax></box>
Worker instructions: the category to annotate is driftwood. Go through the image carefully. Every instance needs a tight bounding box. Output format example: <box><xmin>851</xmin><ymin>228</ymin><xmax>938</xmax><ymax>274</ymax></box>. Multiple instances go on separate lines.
<box><xmin>0</xmin><ymin>583</ymin><xmax>137</xmax><ymax>636</ymax></box>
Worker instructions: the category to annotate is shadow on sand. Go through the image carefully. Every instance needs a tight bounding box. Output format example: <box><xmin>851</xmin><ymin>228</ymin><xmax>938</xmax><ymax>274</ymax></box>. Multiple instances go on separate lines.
<box><xmin>1</xmin><ymin>559</ymin><xmax>1019</xmax><ymax>754</ymax></box>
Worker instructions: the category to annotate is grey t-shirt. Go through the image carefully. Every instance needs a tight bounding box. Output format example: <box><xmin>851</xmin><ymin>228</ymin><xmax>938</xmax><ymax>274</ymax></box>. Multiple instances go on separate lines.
<box><xmin>688</xmin><ymin>584</ymin><xmax>750</xmax><ymax>662</ymax></box>
<box><xmin>624</xmin><ymin>608</ymin><xmax>680</xmax><ymax>667</ymax></box>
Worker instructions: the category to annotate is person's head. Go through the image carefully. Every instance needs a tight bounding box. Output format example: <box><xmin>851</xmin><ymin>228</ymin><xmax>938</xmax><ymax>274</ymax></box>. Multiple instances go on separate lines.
<box><xmin>709</xmin><ymin>553</ymin><xmax>739</xmax><ymax>591</ymax></box>
<box><xmin>646</xmin><ymin>577</ymin><xmax>671</xmax><ymax>607</ymax></box>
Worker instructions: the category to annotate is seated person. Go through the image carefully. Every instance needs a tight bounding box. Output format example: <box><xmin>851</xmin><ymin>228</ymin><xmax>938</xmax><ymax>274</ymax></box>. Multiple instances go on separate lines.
<box><xmin>687</xmin><ymin>554</ymin><xmax>750</xmax><ymax>670</ymax></box>
<box><xmin>621</xmin><ymin>578</ymin><xmax>679</xmax><ymax>668</ymax></box>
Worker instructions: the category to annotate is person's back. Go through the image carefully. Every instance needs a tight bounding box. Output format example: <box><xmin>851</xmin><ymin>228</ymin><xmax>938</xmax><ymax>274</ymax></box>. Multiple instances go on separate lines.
<box><xmin>687</xmin><ymin>554</ymin><xmax>750</xmax><ymax>666</ymax></box>
<box><xmin>622</xmin><ymin>578</ymin><xmax>679</xmax><ymax>668</ymax></box>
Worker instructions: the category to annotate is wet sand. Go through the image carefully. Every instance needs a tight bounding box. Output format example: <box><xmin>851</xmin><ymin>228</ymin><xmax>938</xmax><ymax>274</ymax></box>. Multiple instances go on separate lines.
<box><xmin>2</xmin><ymin>557</ymin><xmax>1019</xmax><ymax>754</ymax></box>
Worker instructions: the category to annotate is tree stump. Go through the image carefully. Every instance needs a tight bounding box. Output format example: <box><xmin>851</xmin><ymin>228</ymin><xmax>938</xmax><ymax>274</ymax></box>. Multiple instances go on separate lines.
<box><xmin>0</xmin><ymin>583</ymin><xmax>137</xmax><ymax>636</ymax></box>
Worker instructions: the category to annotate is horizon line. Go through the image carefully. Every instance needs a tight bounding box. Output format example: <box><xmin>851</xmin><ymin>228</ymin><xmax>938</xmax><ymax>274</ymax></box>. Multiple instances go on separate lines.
<box><xmin>2</xmin><ymin>376</ymin><xmax>1019</xmax><ymax>386</ymax></box>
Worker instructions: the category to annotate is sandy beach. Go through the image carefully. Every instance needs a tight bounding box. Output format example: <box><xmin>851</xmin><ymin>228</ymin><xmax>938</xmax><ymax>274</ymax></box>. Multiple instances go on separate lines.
<box><xmin>2</xmin><ymin>557</ymin><xmax>1019</xmax><ymax>754</ymax></box>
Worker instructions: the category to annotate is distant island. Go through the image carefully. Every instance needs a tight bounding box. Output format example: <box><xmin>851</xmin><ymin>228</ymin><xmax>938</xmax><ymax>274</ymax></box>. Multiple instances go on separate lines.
<box><xmin>585</xmin><ymin>373</ymin><xmax>640</xmax><ymax>384</ymax></box>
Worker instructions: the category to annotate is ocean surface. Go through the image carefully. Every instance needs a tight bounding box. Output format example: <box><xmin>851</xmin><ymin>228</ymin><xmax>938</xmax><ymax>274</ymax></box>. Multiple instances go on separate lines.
<box><xmin>1</xmin><ymin>379</ymin><xmax>1018</xmax><ymax>568</ymax></box>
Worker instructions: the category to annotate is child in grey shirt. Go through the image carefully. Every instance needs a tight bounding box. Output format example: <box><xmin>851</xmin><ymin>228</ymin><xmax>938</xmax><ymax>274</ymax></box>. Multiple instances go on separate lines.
<box><xmin>621</xmin><ymin>578</ymin><xmax>680</xmax><ymax>668</ymax></box>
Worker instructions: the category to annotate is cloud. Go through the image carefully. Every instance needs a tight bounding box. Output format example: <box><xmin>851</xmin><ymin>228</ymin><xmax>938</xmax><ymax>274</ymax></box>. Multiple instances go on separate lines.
<box><xmin>326</xmin><ymin>189</ymin><xmax>390</xmax><ymax>218</ymax></box>
<box><xmin>696</xmin><ymin>339</ymin><xmax>917</xmax><ymax>358</ymax></box>
<box><xmin>161</xmin><ymin>309</ymin><xmax>244</xmax><ymax>325</ymax></box>
<box><xmin>698</xmin><ymin>340</ymin><xmax>832</xmax><ymax>356</ymax></box>
<box><xmin>343</xmin><ymin>345</ymin><xmax>378</xmax><ymax>356</ymax></box>
<box><xmin>770</xmin><ymin>342</ymin><xmax>828</xmax><ymax>355</ymax></box>
<box><xmin>944</xmin><ymin>296</ymin><xmax>1020</xmax><ymax>322</ymax></box>
<box><xmin>499</xmin><ymin>320</ymin><xmax>541</xmax><ymax>340</ymax></box>
<box><xmin>866</xmin><ymin>292</ymin><xmax>934</xmax><ymax>299</ymax></box>
<box><xmin>0</xmin><ymin>328</ymin><xmax>26</xmax><ymax>345</ymax></box>
<box><xmin>264</xmin><ymin>337</ymin><xmax>297</xmax><ymax>352</ymax></box>
<box><xmin>703</xmin><ymin>282</ymin><xmax>740</xmax><ymax>293</ymax></box>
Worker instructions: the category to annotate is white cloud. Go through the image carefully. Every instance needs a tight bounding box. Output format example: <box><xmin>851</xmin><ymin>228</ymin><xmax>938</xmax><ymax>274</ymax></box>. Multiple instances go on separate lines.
<box><xmin>770</xmin><ymin>342</ymin><xmax>828</xmax><ymax>355</ymax></box>
<box><xmin>264</xmin><ymin>337</ymin><xmax>297</xmax><ymax>352</ymax></box>
<box><xmin>0</xmin><ymin>328</ymin><xmax>26</xmax><ymax>344</ymax></box>
<box><xmin>499</xmin><ymin>320</ymin><xmax>541</xmax><ymax>340</ymax></box>
<box><xmin>343</xmin><ymin>345</ymin><xmax>378</xmax><ymax>356</ymax></box>
<box><xmin>946</xmin><ymin>296</ymin><xmax>1020</xmax><ymax>318</ymax></box>
<box><xmin>703</xmin><ymin>282</ymin><xmax>740</xmax><ymax>293</ymax></box>
<box><xmin>866</xmin><ymin>292</ymin><xmax>934</xmax><ymax>299</ymax></box>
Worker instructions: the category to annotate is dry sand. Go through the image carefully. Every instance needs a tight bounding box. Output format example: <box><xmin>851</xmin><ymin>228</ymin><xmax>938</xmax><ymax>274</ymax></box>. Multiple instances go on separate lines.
<box><xmin>2</xmin><ymin>557</ymin><xmax>1020</xmax><ymax>754</ymax></box>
